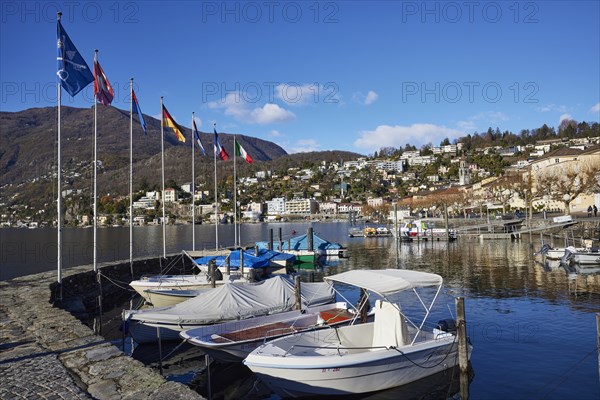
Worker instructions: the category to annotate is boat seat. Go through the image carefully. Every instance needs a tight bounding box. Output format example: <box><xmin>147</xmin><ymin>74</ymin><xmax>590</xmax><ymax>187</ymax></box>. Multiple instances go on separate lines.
<box><xmin>371</xmin><ymin>300</ymin><xmax>409</xmax><ymax>349</ymax></box>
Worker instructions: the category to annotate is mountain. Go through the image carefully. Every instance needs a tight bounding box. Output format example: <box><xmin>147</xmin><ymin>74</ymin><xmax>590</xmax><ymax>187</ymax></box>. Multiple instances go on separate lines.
<box><xmin>0</xmin><ymin>106</ymin><xmax>290</xmax><ymax>213</ymax></box>
<box><xmin>0</xmin><ymin>106</ymin><xmax>363</xmax><ymax>212</ymax></box>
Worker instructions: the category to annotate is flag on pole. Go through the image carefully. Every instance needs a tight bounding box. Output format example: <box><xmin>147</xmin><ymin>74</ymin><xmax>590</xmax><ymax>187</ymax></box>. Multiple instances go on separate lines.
<box><xmin>162</xmin><ymin>105</ymin><xmax>186</xmax><ymax>142</ymax></box>
<box><xmin>56</xmin><ymin>20</ymin><xmax>94</xmax><ymax>97</ymax></box>
<box><xmin>192</xmin><ymin>119</ymin><xmax>206</xmax><ymax>155</ymax></box>
<box><xmin>93</xmin><ymin>53</ymin><xmax>114</xmax><ymax>105</ymax></box>
<box><xmin>131</xmin><ymin>89</ymin><xmax>147</xmax><ymax>134</ymax></box>
<box><xmin>235</xmin><ymin>139</ymin><xmax>254</xmax><ymax>164</ymax></box>
<box><xmin>214</xmin><ymin>127</ymin><xmax>229</xmax><ymax>161</ymax></box>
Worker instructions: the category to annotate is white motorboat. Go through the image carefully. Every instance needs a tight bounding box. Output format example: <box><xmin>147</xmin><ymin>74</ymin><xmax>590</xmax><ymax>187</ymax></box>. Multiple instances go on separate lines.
<box><xmin>563</xmin><ymin>246</ymin><xmax>600</xmax><ymax>265</ymax></box>
<box><xmin>243</xmin><ymin>269</ymin><xmax>470</xmax><ymax>397</ymax></box>
<box><xmin>129</xmin><ymin>273</ymin><xmax>247</xmax><ymax>304</ymax></box>
<box><xmin>396</xmin><ymin>219</ymin><xmax>457</xmax><ymax>241</ymax></box>
<box><xmin>537</xmin><ymin>244</ymin><xmax>585</xmax><ymax>260</ymax></box>
<box><xmin>123</xmin><ymin>276</ymin><xmax>335</xmax><ymax>344</ymax></box>
<box><xmin>143</xmin><ymin>288</ymin><xmax>210</xmax><ymax>308</ymax></box>
<box><xmin>180</xmin><ymin>301</ymin><xmax>361</xmax><ymax>362</ymax></box>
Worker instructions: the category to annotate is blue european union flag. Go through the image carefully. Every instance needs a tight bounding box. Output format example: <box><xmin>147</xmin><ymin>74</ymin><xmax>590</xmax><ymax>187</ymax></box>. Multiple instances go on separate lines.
<box><xmin>56</xmin><ymin>20</ymin><xmax>93</xmax><ymax>97</ymax></box>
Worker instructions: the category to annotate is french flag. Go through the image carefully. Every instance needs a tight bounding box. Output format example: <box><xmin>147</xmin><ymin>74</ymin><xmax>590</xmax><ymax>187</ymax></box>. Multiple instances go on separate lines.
<box><xmin>214</xmin><ymin>126</ymin><xmax>229</xmax><ymax>161</ymax></box>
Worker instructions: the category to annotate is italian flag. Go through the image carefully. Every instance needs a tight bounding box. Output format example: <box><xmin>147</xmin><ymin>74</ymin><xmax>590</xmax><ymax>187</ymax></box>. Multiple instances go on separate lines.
<box><xmin>235</xmin><ymin>140</ymin><xmax>254</xmax><ymax>164</ymax></box>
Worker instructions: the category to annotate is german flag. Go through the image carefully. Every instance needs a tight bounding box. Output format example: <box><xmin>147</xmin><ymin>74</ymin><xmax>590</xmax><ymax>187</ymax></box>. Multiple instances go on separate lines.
<box><xmin>162</xmin><ymin>105</ymin><xmax>185</xmax><ymax>142</ymax></box>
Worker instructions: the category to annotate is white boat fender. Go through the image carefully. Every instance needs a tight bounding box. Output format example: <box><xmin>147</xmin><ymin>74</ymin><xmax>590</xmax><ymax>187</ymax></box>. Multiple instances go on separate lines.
<box><xmin>316</xmin><ymin>314</ymin><xmax>326</xmax><ymax>326</ymax></box>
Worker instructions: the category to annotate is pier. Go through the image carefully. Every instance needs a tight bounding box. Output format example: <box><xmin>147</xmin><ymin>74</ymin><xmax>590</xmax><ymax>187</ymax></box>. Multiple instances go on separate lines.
<box><xmin>0</xmin><ymin>257</ymin><xmax>204</xmax><ymax>399</ymax></box>
<box><xmin>456</xmin><ymin>217</ymin><xmax>586</xmax><ymax>240</ymax></box>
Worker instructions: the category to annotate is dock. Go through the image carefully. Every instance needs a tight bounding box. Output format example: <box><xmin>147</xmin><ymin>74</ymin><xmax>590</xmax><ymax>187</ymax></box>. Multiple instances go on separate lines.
<box><xmin>457</xmin><ymin>218</ymin><xmax>580</xmax><ymax>240</ymax></box>
<box><xmin>0</xmin><ymin>257</ymin><xmax>205</xmax><ymax>399</ymax></box>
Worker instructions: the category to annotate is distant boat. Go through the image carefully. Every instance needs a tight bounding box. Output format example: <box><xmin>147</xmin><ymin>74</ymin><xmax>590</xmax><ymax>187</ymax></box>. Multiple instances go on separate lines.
<box><xmin>375</xmin><ymin>226</ymin><xmax>392</xmax><ymax>236</ymax></box>
<box><xmin>563</xmin><ymin>246</ymin><xmax>600</xmax><ymax>265</ymax></box>
<box><xmin>258</xmin><ymin>232</ymin><xmax>348</xmax><ymax>259</ymax></box>
<box><xmin>347</xmin><ymin>227</ymin><xmax>364</xmax><ymax>238</ymax></box>
<box><xmin>396</xmin><ymin>219</ymin><xmax>457</xmax><ymax>241</ymax></box>
<box><xmin>363</xmin><ymin>226</ymin><xmax>392</xmax><ymax>237</ymax></box>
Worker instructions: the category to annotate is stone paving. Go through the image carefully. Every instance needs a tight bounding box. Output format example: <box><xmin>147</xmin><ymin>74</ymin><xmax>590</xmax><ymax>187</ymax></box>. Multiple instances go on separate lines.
<box><xmin>0</xmin><ymin>266</ymin><xmax>204</xmax><ymax>399</ymax></box>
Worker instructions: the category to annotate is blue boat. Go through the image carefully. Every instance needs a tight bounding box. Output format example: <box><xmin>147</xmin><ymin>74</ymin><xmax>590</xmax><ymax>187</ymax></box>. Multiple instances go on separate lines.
<box><xmin>195</xmin><ymin>248</ymin><xmax>296</xmax><ymax>271</ymax></box>
<box><xmin>257</xmin><ymin>232</ymin><xmax>348</xmax><ymax>259</ymax></box>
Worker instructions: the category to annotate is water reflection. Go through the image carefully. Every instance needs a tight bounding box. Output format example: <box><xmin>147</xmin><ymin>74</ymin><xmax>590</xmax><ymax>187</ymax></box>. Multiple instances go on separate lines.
<box><xmin>46</xmin><ymin>222</ymin><xmax>599</xmax><ymax>399</ymax></box>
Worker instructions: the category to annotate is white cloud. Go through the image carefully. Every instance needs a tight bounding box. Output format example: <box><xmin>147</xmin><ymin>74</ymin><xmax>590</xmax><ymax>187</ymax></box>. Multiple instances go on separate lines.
<box><xmin>364</xmin><ymin>90</ymin><xmax>378</xmax><ymax>105</ymax></box>
<box><xmin>456</xmin><ymin>120</ymin><xmax>477</xmax><ymax>131</ymax></box>
<box><xmin>456</xmin><ymin>111</ymin><xmax>509</xmax><ymax>133</ymax></box>
<box><xmin>537</xmin><ymin>104</ymin><xmax>569</xmax><ymax>113</ymax></box>
<box><xmin>275</xmin><ymin>84</ymin><xmax>317</xmax><ymax>106</ymax></box>
<box><xmin>559</xmin><ymin>113</ymin><xmax>572</xmax><ymax>123</ymax></box>
<box><xmin>352</xmin><ymin>90</ymin><xmax>379</xmax><ymax>105</ymax></box>
<box><xmin>354</xmin><ymin>124</ymin><xmax>463</xmax><ymax>152</ymax></box>
<box><xmin>590</xmin><ymin>103</ymin><xmax>600</xmax><ymax>114</ymax></box>
<box><xmin>268</xmin><ymin>129</ymin><xmax>282</xmax><ymax>137</ymax></box>
<box><xmin>289</xmin><ymin>139</ymin><xmax>321</xmax><ymax>153</ymax></box>
<box><xmin>276</xmin><ymin>83</ymin><xmax>342</xmax><ymax>106</ymax></box>
<box><xmin>250</xmin><ymin>103</ymin><xmax>295</xmax><ymax>124</ymax></box>
<box><xmin>208</xmin><ymin>92</ymin><xmax>295</xmax><ymax>124</ymax></box>
<box><xmin>193</xmin><ymin>116</ymin><xmax>202</xmax><ymax>128</ymax></box>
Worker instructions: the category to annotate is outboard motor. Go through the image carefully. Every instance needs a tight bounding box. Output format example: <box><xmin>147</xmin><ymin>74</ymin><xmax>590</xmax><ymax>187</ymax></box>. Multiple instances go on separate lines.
<box><xmin>560</xmin><ymin>246</ymin><xmax>577</xmax><ymax>265</ymax></box>
<box><xmin>436</xmin><ymin>319</ymin><xmax>457</xmax><ymax>333</ymax></box>
<box><xmin>536</xmin><ymin>243</ymin><xmax>551</xmax><ymax>255</ymax></box>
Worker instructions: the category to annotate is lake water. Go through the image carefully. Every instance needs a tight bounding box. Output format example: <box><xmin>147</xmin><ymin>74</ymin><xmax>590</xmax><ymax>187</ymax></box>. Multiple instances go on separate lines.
<box><xmin>2</xmin><ymin>222</ymin><xmax>599</xmax><ymax>399</ymax></box>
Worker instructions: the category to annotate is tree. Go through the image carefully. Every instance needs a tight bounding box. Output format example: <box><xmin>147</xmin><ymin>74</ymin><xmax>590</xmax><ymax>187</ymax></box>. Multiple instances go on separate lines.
<box><xmin>535</xmin><ymin>159</ymin><xmax>600</xmax><ymax>215</ymax></box>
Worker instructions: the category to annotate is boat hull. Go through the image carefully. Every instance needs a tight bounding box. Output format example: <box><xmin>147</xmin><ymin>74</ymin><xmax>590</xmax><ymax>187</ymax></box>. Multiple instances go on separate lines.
<box><xmin>573</xmin><ymin>253</ymin><xmax>600</xmax><ymax>265</ymax></box>
<box><xmin>245</xmin><ymin>338</ymin><xmax>464</xmax><ymax>397</ymax></box>
<box><xmin>181</xmin><ymin>303</ymin><xmax>355</xmax><ymax>362</ymax></box>
<box><xmin>130</xmin><ymin>274</ymin><xmax>247</xmax><ymax>303</ymax></box>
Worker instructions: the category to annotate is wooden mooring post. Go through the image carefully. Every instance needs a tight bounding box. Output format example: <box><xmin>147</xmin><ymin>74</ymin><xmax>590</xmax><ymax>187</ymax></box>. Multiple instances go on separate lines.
<box><xmin>596</xmin><ymin>314</ymin><xmax>600</xmax><ymax>383</ymax></box>
<box><xmin>278</xmin><ymin>227</ymin><xmax>283</xmax><ymax>251</ymax></box>
<box><xmin>210</xmin><ymin>261</ymin><xmax>216</xmax><ymax>288</ymax></box>
<box><xmin>294</xmin><ymin>275</ymin><xmax>302</xmax><ymax>310</ymax></box>
<box><xmin>456</xmin><ymin>296</ymin><xmax>470</xmax><ymax>399</ymax></box>
<box><xmin>205</xmin><ymin>354</ymin><xmax>212</xmax><ymax>400</ymax></box>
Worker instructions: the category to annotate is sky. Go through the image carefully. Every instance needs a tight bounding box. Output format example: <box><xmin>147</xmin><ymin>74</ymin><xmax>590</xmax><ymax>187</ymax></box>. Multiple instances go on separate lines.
<box><xmin>1</xmin><ymin>1</ymin><xmax>599</xmax><ymax>155</ymax></box>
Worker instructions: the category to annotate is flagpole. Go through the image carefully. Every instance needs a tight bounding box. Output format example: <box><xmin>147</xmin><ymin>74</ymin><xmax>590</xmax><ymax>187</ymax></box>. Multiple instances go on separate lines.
<box><xmin>56</xmin><ymin>12</ymin><xmax>63</xmax><ymax>293</ymax></box>
<box><xmin>214</xmin><ymin>123</ymin><xmax>219</xmax><ymax>251</ymax></box>
<box><xmin>191</xmin><ymin>112</ymin><xmax>196</xmax><ymax>252</ymax></box>
<box><xmin>93</xmin><ymin>49</ymin><xmax>98</xmax><ymax>273</ymax></box>
<box><xmin>129</xmin><ymin>78</ymin><xmax>133</xmax><ymax>273</ymax></box>
<box><xmin>161</xmin><ymin>97</ymin><xmax>166</xmax><ymax>259</ymax></box>
<box><xmin>234</xmin><ymin>135</ymin><xmax>237</xmax><ymax>247</ymax></box>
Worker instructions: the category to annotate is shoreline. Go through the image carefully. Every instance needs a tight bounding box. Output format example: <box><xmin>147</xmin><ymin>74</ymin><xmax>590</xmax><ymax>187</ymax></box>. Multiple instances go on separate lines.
<box><xmin>0</xmin><ymin>257</ymin><xmax>204</xmax><ymax>399</ymax></box>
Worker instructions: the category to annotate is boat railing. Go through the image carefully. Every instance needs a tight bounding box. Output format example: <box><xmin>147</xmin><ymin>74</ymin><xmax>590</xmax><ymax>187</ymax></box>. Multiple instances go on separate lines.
<box><xmin>281</xmin><ymin>343</ymin><xmax>391</xmax><ymax>357</ymax></box>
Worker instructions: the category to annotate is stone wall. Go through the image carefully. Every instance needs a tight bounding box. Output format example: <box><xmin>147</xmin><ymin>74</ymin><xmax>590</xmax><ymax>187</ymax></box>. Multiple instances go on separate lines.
<box><xmin>0</xmin><ymin>255</ymin><xmax>204</xmax><ymax>399</ymax></box>
<box><xmin>50</xmin><ymin>254</ymin><xmax>197</xmax><ymax>320</ymax></box>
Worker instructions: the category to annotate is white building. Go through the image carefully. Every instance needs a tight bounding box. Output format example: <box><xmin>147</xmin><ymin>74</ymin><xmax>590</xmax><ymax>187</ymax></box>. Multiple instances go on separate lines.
<box><xmin>266</xmin><ymin>197</ymin><xmax>286</xmax><ymax>215</ymax></box>
<box><xmin>181</xmin><ymin>183</ymin><xmax>196</xmax><ymax>193</ymax></box>
<box><xmin>319</xmin><ymin>202</ymin><xmax>338</xmax><ymax>214</ymax></box>
<box><xmin>146</xmin><ymin>191</ymin><xmax>160</xmax><ymax>200</ymax></box>
<box><xmin>164</xmin><ymin>188</ymin><xmax>178</xmax><ymax>203</ymax></box>
<box><xmin>133</xmin><ymin>197</ymin><xmax>155</xmax><ymax>210</ymax></box>
<box><xmin>246</xmin><ymin>202</ymin><xmax>264</xmax><ymax>214</ymax></box>
<box><xmin>286</xmin><ymin>198</ymin><xmax>318</xmax><ymax>215</ymax></box>
<box><xmin>367</xmin><ymin>197</ymin><xmax>384</xmax><ymax>207</ymax></box>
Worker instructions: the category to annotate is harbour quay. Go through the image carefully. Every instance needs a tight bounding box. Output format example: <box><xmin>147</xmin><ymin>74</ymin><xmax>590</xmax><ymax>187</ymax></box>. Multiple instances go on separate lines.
<box><xmin>0</xmin><ymin>256</ymin><xmax>204</xmax><ymax>400</ymax></box>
